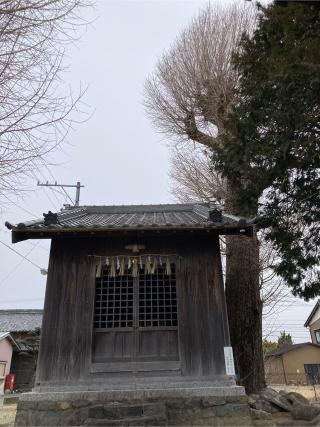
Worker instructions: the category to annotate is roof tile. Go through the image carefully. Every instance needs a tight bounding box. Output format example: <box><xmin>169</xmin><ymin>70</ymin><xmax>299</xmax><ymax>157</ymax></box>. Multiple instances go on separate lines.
<box><xmin>0</xmin><ymin>310</ymin><xmax>43</xmax><ymax>332</ymax></box>
<box><xmin>7</xmin><ymin>203</ymin><xmax>253</xmax><ymax>242</ymax></box>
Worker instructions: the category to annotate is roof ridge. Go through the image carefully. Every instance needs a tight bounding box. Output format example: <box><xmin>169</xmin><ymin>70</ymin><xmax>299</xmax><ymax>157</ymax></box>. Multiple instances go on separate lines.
<box><xmin>0</xmin><ymin>309</ymin><xmax>43</xmax><ymax>313</ymax></box>
<box><xmin>266</xmin><ymin>342</ymin><xmax>319</xmax><ymax>357</ymax></box>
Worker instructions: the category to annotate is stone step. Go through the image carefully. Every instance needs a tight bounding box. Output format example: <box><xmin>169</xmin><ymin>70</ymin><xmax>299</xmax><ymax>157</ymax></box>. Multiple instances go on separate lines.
<box><xmin>85</xmin><ymin>402</ymin><xmax>168</xmax><ymax>426</ymax></box>
<box><xmin>85</xmin><ymin>415</ymin><xmax>168</xmax><ymax>426</ymax></box>
<box><xmin>3</xmin><ymin>395</ymin><xmax>19</xmax><ymax>405</ymax></box>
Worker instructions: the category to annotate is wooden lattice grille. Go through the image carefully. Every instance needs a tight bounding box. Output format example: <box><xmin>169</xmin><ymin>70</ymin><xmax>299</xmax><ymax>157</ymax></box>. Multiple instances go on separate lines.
<box><xmin>139</xmin><ymin>264</ymin><xmax>177</xmax><ymax>328</ymax></box>
<box><xmin>94</xmin><ymin>267</ymin><xmax>133</xmax><ymax>329</ymax></box>
<box><xmin>94</xmin><ymin>263</ymin><xmax>177</xmax><ymax>330</ymax></box>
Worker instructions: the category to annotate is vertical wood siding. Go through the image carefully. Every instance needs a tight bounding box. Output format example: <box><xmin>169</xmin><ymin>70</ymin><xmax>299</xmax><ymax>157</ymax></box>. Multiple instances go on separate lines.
<box><xmin>36</xmin><ymin>233</ymin><xmax>230</xmax><ymax>385</ymax></box>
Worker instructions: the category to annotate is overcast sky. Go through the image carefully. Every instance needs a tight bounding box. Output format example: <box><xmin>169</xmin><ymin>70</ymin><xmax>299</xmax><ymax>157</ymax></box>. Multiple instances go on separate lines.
<box><xmin>0</xmin><ymin>0</ymin><xmax>316</xmax><ymax>344</ymax></box>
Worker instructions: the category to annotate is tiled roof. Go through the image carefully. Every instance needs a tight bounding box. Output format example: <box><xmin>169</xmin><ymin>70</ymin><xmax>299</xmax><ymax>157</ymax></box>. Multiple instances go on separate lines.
<box><xmin>0</xmin><ymin>310</ymin><xmax>43</xmax><ymax>332</ymax></box>
<box><xmin>6</xmin><ymin>203</ymin><xmax>254</xmax><ymax>242</ymax></box>
<box><xmin>266</xmin><ymin>342</ymin><xmax>320</xmax><ymax>357</ymax></box>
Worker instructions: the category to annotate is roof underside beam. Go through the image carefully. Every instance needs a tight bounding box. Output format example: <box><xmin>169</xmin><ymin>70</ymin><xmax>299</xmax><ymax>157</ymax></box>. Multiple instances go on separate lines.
<box><xmin>12</xmin><ymin>225</ymin><xmax>254</xmax><ymax>243</ymax></box>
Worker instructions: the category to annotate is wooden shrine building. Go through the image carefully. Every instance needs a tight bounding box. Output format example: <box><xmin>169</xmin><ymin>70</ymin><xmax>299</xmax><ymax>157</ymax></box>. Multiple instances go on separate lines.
<box><xmin>6</xmin><ymin>203</ymin><xmax>253</xmax><ymax>392</ymax></box>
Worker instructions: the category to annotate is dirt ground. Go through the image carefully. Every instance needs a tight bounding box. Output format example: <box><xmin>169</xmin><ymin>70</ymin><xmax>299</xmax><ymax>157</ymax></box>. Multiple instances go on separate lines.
<box><xmin>0</xmin><ymin>405</ymin><xmax>16</xmax><ymax>427</ymax></box>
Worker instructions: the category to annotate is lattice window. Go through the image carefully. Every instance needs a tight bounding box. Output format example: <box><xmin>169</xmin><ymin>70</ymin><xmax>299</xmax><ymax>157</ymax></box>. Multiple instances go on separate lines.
<box><xmin>94</xmin><ymin>267</ymin><xmax>133</xmax><ymax>329</ymax></box>
<box><xmin>139</xmin><ymin>264</ymin><xmax>177</xmax><ymax>328</ymax></box>
<box><xmin>94</xmin><ymin>262</ymin><xmax>178</xmax><ymax>330</ymax></box>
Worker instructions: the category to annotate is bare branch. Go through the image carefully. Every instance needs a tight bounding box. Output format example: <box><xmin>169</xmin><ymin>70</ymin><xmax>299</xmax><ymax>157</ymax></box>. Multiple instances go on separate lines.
<box><xmin>144</xmin><ymin>1</ymin><xmax>256</xmax><ymax>149</ymax></box>
<box><xmin>169</xmin><ymin>143</ymin><xmax>289</xmax><ymax>321</ymax></box>
<box><xmin>169</xmin><ymin>145</ymin><xmax>227</xmax><ymax>203</ymax></box>
<box><xmin>0</xmin><ymin>0</ymin><xmax>94</xmax><ymax>194</ymax></box>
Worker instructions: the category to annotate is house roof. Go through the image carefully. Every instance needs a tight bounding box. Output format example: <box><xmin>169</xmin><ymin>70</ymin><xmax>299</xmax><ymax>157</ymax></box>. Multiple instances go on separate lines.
<box><xmin>0</xmin><ymin>310</ymin><xmax>43</xmax><ymax>332</ymax></box>
<box><xmin>0</xmin><ymin>332</ymin><xmax>21</xmax><ymax>350</ymax></box>
<box><xmin>265</xmin><ymin>342</ymin><xmax>320</xmax><ymax>358</ymax></box>
<box><xmin>304</xmin><ymin>299</ymin><xmax>320</xmax><ymax>327</ymax></box>
<box><xmin>5</xmin><ymin>203</ymin><xmax>255</xmax><ymax>243</ymax></box>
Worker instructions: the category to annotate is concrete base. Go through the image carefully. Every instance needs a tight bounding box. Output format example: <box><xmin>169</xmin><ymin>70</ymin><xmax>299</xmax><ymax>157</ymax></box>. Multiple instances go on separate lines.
<box><xmin>15</xmin><ymin>384</ymin><xmax>252</xmax><ymax>426</ymax></box>
<box><xmin>34</xmin><ymin>375</ymin><xmax>237</xmax><ymax>393</ymax></box>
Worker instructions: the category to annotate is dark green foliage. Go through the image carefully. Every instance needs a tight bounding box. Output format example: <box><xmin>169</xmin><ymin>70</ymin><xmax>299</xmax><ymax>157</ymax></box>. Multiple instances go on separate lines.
<box><xmin>262</xmin><ymin>332</ymin><xmax>293</xmax><ymax>355</ymax></box>
<box><xmin>215</xmin><ymin>2</ymin><xmax>320</xmax><ymax>298</ymax></box>
<box><xmin>277</xmin><ymin>330</ymin><xmax>293</xmax><ymax>347</ymax></box>
<box><xmin>262</xmin><ymin>338</ymin><xmax>278</xmax><ymax>354</ymax></box>
<box><xmin>18</xmin><ymin>328</ymin><xmax>40</xmax><ymax>353</ymax></box>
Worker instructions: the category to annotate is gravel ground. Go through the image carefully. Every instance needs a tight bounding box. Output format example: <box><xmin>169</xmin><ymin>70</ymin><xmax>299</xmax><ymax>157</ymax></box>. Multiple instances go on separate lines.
<box><xmin>0</xmin><ymin>405</ymin><xmax>16</xmax><ymax>427</ymax></box>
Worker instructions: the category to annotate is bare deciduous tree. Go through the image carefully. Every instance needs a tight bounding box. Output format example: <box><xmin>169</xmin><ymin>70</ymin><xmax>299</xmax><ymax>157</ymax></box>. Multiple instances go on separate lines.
<box><xmin>0</xmin><ymin>0</ymin><xmax>93</xmax><ymax>193</ymax></box>
<box><xmin>259</xmin><ymin>235</ymin><xmax>292</xmax><ymax>319</ymax></box>
<box><xmin>170</xmin><ymin>146</ymin><xmax>290</xmax><ymax>319</ymax></box>
<box><xmin>169</xmin><ymin>146</ymin><xmax>227</xmax><ymax>203</ymax></box>
<box><xmin>144</xmin><ymin>2</ymin><xmax>267</xmax><ymax>393</ymax></box>
<box><xmin>144</xmin><ymin>2</ymin><xmax>255</xmax><ymax>148</ymax></box>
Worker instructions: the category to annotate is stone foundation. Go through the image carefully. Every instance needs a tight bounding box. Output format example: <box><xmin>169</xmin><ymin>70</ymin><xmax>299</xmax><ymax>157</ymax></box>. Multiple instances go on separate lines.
<box><xmin>15</xmin><ymin>386</ymin><xmax>252</xmax><ymax>426</ymax></box>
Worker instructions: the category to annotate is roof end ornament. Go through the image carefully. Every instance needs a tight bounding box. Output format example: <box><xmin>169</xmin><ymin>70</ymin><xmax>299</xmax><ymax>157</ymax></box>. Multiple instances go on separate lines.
<box><xmin>208</xmin><ymin>201</ymin><xmax>222</xmax><ymax>223</ymax></box>
<box><xmin>43</xmin><ymin>211</ymin><xmax>59</xmax><ymax>226</ymax></box>
<box><xmin>5</xmin><ymin>221</ymin><xmax>13</xmax><ymax>230</ymax></box>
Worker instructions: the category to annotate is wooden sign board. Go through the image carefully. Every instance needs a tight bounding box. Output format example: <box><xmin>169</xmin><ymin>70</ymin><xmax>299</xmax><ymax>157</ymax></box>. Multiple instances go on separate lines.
<box><xmin>224</xmin><ymin>346</ymin><xmax>235</xmax><ymax>376</ymax></box>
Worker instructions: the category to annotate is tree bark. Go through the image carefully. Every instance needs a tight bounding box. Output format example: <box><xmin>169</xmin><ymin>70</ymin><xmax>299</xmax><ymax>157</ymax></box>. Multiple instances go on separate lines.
<box><xmin>225</xmin><ymin>192</ymin><xmax>265</xmax><ymax>394</ymax></box>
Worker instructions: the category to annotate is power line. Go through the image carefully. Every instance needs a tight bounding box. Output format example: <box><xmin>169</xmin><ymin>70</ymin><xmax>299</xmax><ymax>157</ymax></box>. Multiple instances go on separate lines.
<box><xmin>48</xmin><ymin>185</ymin><xmax>64</xmax><ymax>207</ymax></box>
<box><xmin>265</xmin><ymin>336</ymin><xmax>310</xmax><ymax>339</ymax></box>
<box><xmin>40</xmin><ymin>162</ymin><xmax>81</xmax><ymax>206</ymax></box>
<box><xmin>31</xmin><ymin>169</ymin><xmax>61</xmax><ymax>211</ymax></box>
<box><xmin>42</xmin><ymin>163</ymin><xmax>74</xmax><ymax>206</ymax></box>
<box><xmin>35</xmin><ymin>178</ymin><xmax>60</xmax><ymax>211</ymax></box>
<box><xmin>265</xmin><ymin>324</ymin><xmax>306</xmax><ymax>331</ymax></box>
<box><xmin>36</xmin><ymin>166</ymin><xmax>62</xmax><ymax>208</ymax></box>
<box><xmin>37</xmin><ymin>181</ymin><xmax>84</xmax><ymax>206</ymax></box>
<box><xmin>0</xmin><ymin>239</ymin><xmax>43</xmax><ymax>270</ymax></box>
<box><xmin>264</xmin><ymin>322</ymin><xmax>310</xmax><ymax>325</ymax></box>
<box><xmin>0</xmin><ymin>228</ymin><xmax>49</xmax><ymax>254</ymax></box>
<box><xmin>0</xmin><ymin>243</ymin><xmax>39</xmax><ymax>288</ymax></box>
<box><xmin>61</xmin><ymin>186</ymin><xmax>75</xmax><ymax>205</ymax></box>
<box><xmin>24</xmin><ymin>240</ymin><xmax>49</xmax><ymax>254</ymax></box>
<box><xmin>1</xmin><ymin>194</ymin><xmax>38</xmax><ymax>219</ymax></box>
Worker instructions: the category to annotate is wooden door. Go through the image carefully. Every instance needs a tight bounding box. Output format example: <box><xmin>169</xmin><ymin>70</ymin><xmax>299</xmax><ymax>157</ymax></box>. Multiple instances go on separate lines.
<box><xmin>92</xmin><ymin>263</ymin><xmax>180</xmax><ymax>371</ymax></box>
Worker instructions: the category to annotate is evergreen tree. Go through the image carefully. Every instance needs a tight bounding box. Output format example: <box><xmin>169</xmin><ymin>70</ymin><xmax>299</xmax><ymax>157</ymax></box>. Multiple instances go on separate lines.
<box><xmin>216</xmin><ymin>2</ymin><xmax>320</xmax><ymax>299</ymax></box>
<box><xmin>262</xmin><ymin>338</ymin><xmax>278</xmax><ymax>354</ymax></box>
<box><xmin>277</xmin><ymin>331</ymin><xmax>293</xmax><ymax>347</ymax></box>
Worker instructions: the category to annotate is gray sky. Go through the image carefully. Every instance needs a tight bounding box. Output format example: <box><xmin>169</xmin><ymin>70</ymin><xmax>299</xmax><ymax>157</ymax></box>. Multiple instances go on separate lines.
<box><xmin>0</xmin><ymin>0</ymin><xmax>316</xmax><ymax>344</ymax></box>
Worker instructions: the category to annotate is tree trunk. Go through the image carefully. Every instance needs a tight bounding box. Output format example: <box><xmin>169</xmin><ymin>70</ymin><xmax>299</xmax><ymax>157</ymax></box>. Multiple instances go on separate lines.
<box><xmin>225</xmin><ymin>193</ymin><xmax>265</xmax><ymax>394</ymax></box>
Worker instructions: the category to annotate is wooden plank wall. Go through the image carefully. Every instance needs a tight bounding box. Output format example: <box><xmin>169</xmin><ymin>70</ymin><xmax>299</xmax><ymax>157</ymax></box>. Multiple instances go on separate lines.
<box><xmin>177</xmin><ymin>237</ymin><xmax>230</xmax><ymax>377</ymax></box>
<box><xmin>36</xmin><ymin>241</ymin><xmax>96</xmax><ymax>384</ymax></box>
<box><xmin>36</xmin><ymin>233</ymin><xmax>230</xmax><ymax>385</ymax></box>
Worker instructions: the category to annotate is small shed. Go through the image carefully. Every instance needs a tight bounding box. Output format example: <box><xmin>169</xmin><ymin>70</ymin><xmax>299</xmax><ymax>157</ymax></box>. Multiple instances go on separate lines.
<box><xmin>0</xmin><ymin>310</ymin><xmax>43</xmax><ymax>391</ymax></box>
<box><xmin>6</xmin><ymin>203</ymin><xmax>253</xmax><ymax>392</ymax></box>
<box><xmin>0</xmin><ymin>332</ymin><xmax>20</xmax><ymax>394</ymax></box>
<box><xmin>265</xmin><ymin>343</ymin><xmax>320</xmax><ymax>385</ymax></box>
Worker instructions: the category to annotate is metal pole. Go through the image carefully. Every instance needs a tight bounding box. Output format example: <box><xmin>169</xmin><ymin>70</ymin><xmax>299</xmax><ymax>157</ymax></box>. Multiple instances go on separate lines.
<box><xmin>281</xmin><ymin>357</ymin><xmax>288</xmax><ymax>385</ymax></box>
<box><xmin>75</xmin><ymin>182</ymin><xmax>81</xmax><ymax>206</ymax></box>
<box><xmin>37</xmin><ymin>181</ymin><xmax>84</xmax><ymax>207</ymax></box>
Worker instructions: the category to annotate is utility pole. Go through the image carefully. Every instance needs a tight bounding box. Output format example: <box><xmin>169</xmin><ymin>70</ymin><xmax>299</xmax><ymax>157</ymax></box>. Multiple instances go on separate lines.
<box><xmin>37</xmin><ymin>181</ymin><xmax>84</xmax><ymax>206</ymax></box>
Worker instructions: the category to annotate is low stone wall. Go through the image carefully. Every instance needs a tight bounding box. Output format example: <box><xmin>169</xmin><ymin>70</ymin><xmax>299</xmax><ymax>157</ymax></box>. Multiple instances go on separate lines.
<box><xmin>167</xmin><ymin>395</ymin><xmax>251</xmax><ymax>426</ymax></box>
<box><xmin>15</xmin><ymin>387</ymin><xmax>252</xmax><ymax>426</ymax></box>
